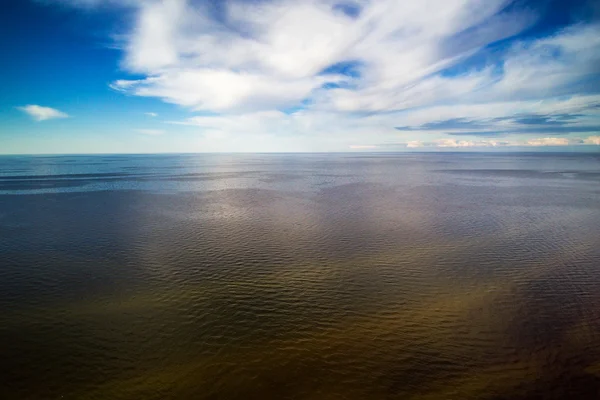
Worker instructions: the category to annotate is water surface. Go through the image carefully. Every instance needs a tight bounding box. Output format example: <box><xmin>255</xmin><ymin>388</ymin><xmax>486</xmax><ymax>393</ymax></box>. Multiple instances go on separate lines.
<box><xmin>1</xmin><ymin>153</ymin><xmax>599</xmax><ymax>399</ymax></box>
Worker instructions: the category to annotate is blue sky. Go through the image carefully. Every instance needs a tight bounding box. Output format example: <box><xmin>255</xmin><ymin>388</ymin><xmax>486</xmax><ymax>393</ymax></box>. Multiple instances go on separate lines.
<box><xmin>1</xmin><ymin>0</ymin><xmax>599</xmax><ymax>153</ymax></box>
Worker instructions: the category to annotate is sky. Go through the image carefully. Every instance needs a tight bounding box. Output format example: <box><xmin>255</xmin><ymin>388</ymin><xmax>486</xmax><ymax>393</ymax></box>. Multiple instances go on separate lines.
<box><xmin>1</xmin><ymin>0</ymin><xmax>599</xmax><ymax>154</ymax></box>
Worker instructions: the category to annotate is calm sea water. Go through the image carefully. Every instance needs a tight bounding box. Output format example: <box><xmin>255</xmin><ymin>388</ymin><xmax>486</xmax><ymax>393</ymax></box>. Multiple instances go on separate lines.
<box><xmin>1</xmin><ymin>153</ymin><xmax>600</xmax><ymax>399</ymax></box>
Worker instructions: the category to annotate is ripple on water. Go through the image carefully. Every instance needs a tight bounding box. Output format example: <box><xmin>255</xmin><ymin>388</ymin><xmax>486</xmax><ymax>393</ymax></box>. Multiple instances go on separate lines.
<box><xmin>1</xmin><ymin>153</ymin><xmax>599</xmax><ymax>400</ymax></box>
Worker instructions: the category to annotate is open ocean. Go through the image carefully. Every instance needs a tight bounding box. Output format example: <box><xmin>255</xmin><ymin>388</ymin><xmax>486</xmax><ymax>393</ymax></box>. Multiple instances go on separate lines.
<box><xmin>1</xmin><ymin>152</ymin><xmax>600</xmax><ymax>400</ymax></box>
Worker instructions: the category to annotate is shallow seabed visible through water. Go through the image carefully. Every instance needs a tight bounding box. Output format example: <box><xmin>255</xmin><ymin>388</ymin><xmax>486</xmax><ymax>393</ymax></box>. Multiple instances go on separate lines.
<box><xmin>1</xmin><ymin>153</ymin><xmax>600</xmax><ymax>399</ymax></box>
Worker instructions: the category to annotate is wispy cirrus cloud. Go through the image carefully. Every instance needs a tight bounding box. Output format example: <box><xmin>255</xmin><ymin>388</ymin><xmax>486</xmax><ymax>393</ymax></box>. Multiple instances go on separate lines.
<box><xmin>105</xmin><ymin>0</ymin><xmax>540</xmax><ymax>113</ymax></box>
<box><xmin>45</xmin><ymin>0</ymin><xmax>600</xmax><ymax>148</ymax></box>
<box><xmin>395</xmin><ymin>108</ymin><xmax>600</xmax><ymax>137</ymax></box>
<box><xmin>18</xmin><ymin>105</ymin><xmax>69</xmax><ymax>121</ymax></box>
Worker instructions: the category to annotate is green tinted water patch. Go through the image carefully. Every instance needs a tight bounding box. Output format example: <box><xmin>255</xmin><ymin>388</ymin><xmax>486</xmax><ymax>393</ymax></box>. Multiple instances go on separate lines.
<box><xmin>2</xmin><ymin>218</ymin><xmax>598</xmax><ymax>399</ymax></box>
<box><xmin>55</xmin><ymin>277</ymin><xmax>599</xmax><ymax>400</ymax></box>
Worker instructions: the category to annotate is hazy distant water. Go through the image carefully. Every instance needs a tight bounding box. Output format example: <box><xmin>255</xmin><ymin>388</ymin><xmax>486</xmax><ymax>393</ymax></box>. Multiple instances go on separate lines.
<box><xmin>1</xmin><ymin>153</ymin><xmax>600</xmax><ymax>400</ymax></box>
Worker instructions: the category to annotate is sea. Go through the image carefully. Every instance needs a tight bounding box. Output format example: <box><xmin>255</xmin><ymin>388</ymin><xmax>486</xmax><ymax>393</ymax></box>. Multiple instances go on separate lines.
<box><xmin>1</xmin><ymin>152</ymin><xmax>599</xmax><ymax>399</ymax></box>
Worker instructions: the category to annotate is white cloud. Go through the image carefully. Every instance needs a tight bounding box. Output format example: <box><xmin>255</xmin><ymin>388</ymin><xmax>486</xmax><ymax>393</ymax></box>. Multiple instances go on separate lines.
<box><xmin>100</xmin><ymin>0</ymin><xmax>541</xmax><ymax>113</ymax></box>
<box><xmin>112</xmin><ymin>69</ymin><xmax>344</xmax><ymax>112</ymax></box>
<box><xmin>436</xmin><ymin>139</ymin><xmax>497</xmax><ymax>148</ymax></box>
<box><xmin>145</xmin><ymin>112</ymin><xmax>158</xmax><ymax>117</ymax></box>
<box><xmin>526</xmin><ymin>137</ymin><xmax>571</xmax><ymax>146</ymax></box>
<box><xmin>18</xmin><ymin>105</ymin><xmax>69</xmax><ymax>121</ymax></box>
<box><xmin>136</xmin><ymin>129</ymin><xmax>165</xmax><ymax>135</ymax></box>
<box><xmin>392</xmin><ymin>95</ymin><xmax>600</xmax><ymax>128</ymax></box>
<box><xmin>406</xmin><ymin>141</ymin><xmax>425</xmax><ymax>148</ymax></box>
<box><xmin>49</xmin><ymin>0</ymin><xmax>600</xmax><ymax>148</ymax></box>
<box><xmin>584</xmin><ymin>135</ymin><xmax>600</xmax><ymax>145</ymax></box>
<box><xmin>392</xmin><ymin>137</ymin><xmax>600</xmax><ymax>148</ymax></box>
<box><xmin>171</xmin><ymin>110</ymin><xmax>394</xmax><ymax>140</ymax></box>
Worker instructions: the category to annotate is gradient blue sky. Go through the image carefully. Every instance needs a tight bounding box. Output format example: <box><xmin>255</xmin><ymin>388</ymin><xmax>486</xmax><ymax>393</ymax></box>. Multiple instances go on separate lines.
<box><xmin>1</xmin><ymin>0</ymin><xmax>599</xmax><ymax>153</ymax></box>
